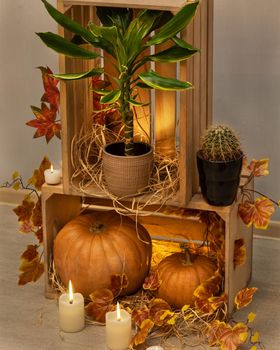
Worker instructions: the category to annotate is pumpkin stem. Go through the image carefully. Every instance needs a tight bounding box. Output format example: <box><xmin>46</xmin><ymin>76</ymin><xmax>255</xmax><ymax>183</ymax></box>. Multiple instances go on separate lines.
<box><xmin>90</xmin><ymin>222</ymin><xmax>105</xmax><ymax>233</ymax></box>
<box><xmin>182</xmin><ymin>249</ymin><xmax>192</xmax><ymax>266</ymax></box>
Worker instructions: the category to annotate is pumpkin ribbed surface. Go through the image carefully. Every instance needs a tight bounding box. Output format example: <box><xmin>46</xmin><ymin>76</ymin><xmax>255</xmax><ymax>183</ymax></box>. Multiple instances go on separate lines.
<box><xmin>54</xmin><ymin>211</ymin><xmax>152</xmax><ymax>296</ymax></box>
<box><xmin>157</xmin><ymin>252</ymin><xmax>216</xmax><ymax>308</ymax></box>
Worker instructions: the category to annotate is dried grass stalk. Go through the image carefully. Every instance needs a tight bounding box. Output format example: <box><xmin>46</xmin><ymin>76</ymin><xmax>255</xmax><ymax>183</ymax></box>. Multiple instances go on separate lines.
<box><xmin>71</xmin><ymin>123</ymin><xmax>179</xmax><ymax>215</ymax></box>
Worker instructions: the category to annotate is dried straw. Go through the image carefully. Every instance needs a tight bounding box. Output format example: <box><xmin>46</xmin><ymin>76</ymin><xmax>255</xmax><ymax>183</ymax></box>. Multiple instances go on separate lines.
<box><xmin>71</xmin><ymin>123</ymin><xmax>179</xmax><ymax>216</ymax></box>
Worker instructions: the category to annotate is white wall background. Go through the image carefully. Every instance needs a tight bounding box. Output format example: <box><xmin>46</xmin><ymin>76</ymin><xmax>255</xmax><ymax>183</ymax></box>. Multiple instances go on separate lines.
<box><xmin>0</xmin><ymin>0</ymin><xmax>279</xmax><ymax>219</ymax></box>
<box><xmin>213</xmin><ymin>0</ymin><xmax>280</xmax><ymax>219</ymax></box>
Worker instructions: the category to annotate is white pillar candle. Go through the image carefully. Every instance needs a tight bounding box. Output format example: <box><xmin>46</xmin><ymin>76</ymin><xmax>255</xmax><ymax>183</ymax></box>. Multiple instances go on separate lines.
<box><xmin>59</xmin><ymin>280</ymin><xmax>85</xmax><ymax>333</ymax></box>
<box><xmin>44</xmin><ymin>164</ymin><xmax>61</xmax><ymax>185</ymax></box>
<box><xmin>106</xmin><ymin>302</ymin><xmax>132</xmax><ymax>350</ymax></box>
<box><xmin>146</xmin><ymin>346</ymin><xmax>164</xmax><ymax>350</ymax></box>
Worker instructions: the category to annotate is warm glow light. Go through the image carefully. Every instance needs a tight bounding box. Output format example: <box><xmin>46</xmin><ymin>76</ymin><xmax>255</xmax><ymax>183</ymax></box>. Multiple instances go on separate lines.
<box><xmin>116</xmin><ymin>302</ymin><xmax>121</xmax><ymax>321</ymax></box>
<box><xmin>50</xmin><ymin>164</ymin><xmax>54</xmax><ymax>173</ymax></box>
<box><xmin>68</xmin><ymin>280</ymin><xmax>74</xmax><ymax>304</ymax></box>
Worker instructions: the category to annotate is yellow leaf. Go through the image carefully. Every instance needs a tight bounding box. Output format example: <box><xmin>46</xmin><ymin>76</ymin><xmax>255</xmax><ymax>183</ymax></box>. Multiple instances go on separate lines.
<box><xmin>251</xmin><ymin>331</ymin><xmax>260</xmax><ymax>343</ymax></box>
<box><xmin>239</xmin><ymin>331</ymin><xmax>248</xmax><ymax>342</ymax></box>
<box><xmin>250</xmin><ymin>346</ymin><xmax>257</xmax><ymax>350</ymax></box>
<box><xmin>184</xmin><ymin>313</ymin><xmax>194</xmax><ymax>321</ymax></box>
<box><xmin>167</xmin><ymin>314</ymin><xmax>178</xmax><ymax>325</ymax></box>
<box><xmin>12</xmin><ymin>182</ymin><xmax>21</xmax><ymax>191</ymax></box>
<box><xmin>247</xmin><ymin>312</ymin><xmax>256</xmax><ymax>323</ymax></box>
<box><xmin>12</xmin><ymin>171</ymin><xmax>19</xmax><ymax>180</ymax></box>
<box><xmin>160</xmin><ymin>310</ymin><xmax>174</xmax><ymax>321</ymax></box>
<box><xmin>181</xmin><ymin>304</ymin><xmax>190</xmax><ymax>313</ymax></box>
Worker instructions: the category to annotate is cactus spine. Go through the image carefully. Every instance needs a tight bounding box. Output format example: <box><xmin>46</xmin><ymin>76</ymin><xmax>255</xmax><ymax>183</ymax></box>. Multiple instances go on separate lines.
<box><xmin>201</xmin><ymin>124</ymin><xmax>243</xmax><ymax>162</ymax></box>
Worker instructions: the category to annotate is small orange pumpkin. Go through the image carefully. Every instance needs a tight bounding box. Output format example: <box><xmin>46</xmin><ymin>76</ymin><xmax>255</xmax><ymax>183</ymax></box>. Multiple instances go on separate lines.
<box><xmin>54</xmin><ymin>211</ymin><xmax>152</xmax><ymax>296</ymax></box>
<box><xmin>157</xmin><ymin>251</ymin><xmax>216</xmax><ymax>308</ymax></box>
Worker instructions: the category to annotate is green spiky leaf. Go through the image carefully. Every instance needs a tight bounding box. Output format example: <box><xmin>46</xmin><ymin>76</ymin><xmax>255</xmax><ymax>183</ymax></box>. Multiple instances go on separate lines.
<box><xmin>100</xmin><ymin>90</ymin><xmax>121</xmax><ymax>104</ymax></box>
<box><xmin>138</xmin><ymin>70</ymin><xmax>193</xmax><ymax>90</ymax></box>
<box><xmin>148</xmin><ymin>44</ymin><xmax>198</xmax><ymax>63</ymax></box>
<box><xmin>52</xmin><ymin>68</ymin><xmax>103</xmax><ymax>80</ymax></box>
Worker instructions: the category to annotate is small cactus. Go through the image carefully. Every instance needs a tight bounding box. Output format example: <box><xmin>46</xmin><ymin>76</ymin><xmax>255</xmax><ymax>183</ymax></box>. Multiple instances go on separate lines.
<box><xmin>201</xmin><ymin>124</ymin><xmax>243</xmax><ymax>162</ymax></box>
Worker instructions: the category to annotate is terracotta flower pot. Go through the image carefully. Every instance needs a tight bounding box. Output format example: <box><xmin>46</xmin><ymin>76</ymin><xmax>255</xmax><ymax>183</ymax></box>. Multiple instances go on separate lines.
<box><xmin>196</xmin><ymin>150</ymin><xmax>243</xmax><ymax>206</ymax></box>
<box><xmin>102</xmin><ymin>141</ymin><xmax>153</xmax><ymax>197</ymax></box>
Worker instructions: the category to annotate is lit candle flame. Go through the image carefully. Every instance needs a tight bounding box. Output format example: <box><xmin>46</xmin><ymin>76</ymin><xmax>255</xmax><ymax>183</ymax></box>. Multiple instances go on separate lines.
<box><xmin>116</xmin><ymin>301</ymin><xmax>121</xmax><ymax>321</ymax></box>
<box><xmin>68</xmin><ymin>280</ymin><xmax>74</xmax><ymax>304</ymax></box>
<box><xmin>50</xmin><ymin>164</ymin><xmax>54</xmax><ymax>173</ymax></box>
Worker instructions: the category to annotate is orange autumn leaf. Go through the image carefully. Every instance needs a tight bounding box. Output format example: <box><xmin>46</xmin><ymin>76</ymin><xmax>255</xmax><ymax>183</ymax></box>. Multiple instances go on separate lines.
<box><xmin>21</xmin><ymin>245</ymin><xmax>39</xmax><ymax>262</ymax></box>
<box><xmin>193</xmin><ymin>273</ymin><xmax>222</xmax><ymax>301</ymax></box>
<box><xmin>235</xmin><ymin>287</ymin><xmax>257</xmax><ymax>310</ymax></box>
<box><xmin>31</xmin><ymin>198</ymin><xmax>42</xmax><ymax>227</ymax></box>
<box><xmin>248</xmin><ymin>158</ymin><xmax>269</xmax><ymax>177</ymax></box>
<box><xmin>13</xmin><ymin>198</ymin><xmax>35</xmax><ymax>222</ymax></box>
<box><xmin>149</xmin><ymin>298</ymin><xmax>171</xmax><ymax>326</ymax></box>
<box><xmin>195</xmin><ymin>294</ymin><xmax>227</xmax><ymax>314</ymax></box>
<box><xmin>86</xmin><ymin>288</ymin><xmax>114</xmax><ymax>323</ymax></box>
<box><xmin>143</xmin><ymin>272</ymin><xmax>161</xmax><ymax>291</ymax></box>
<box><xmin>207</xmin><ymin>320</ymin><xmax>248</xmax><ymax>350</ymax></box>
<box><xmin>132</xmin><ymin>306</ymin><xmax>150</xmax><ymax>327</ymax></box>
<box><xmin>234</xmin><ymin>239</ymin><xmax>246</xmax><ymax>268</ymax></box>
<box><xmin>35</xmin><ymin>227</ymin><xmax>43</xmax><ymax>244</ymax></box>
<box><xmin>130</xmin><ymin>319</ymin><xmax>154</xmax><ymax>347</ymax></box>
<box><xmin>38</xmin><ymin>66</ymin><xmax>60</xmax><ymax>110</ymax></box>
<box><xmin>110</xmin><ymin>273</ymin><xmax>129</xmax><ymax>297</ymax></box>
<box><xmin>18</xmin><ymin>256</ymin><xmax>44</xmax><ymax>285</ymax></box>
<box><xmin>19</xmin><ymin>220</ymin><xmax>34</xmax><ymax>234</ymax></box>
<box><xmin>28</xmin><ymin>157</ymin><xmax>51</xmax><ymax>190</ymax></box>
<box><xmin>26</xmin><ymin>103</ymin><xmax>61</xmax><ymax>143</ymax></box>
<box><xmin>238</xmin><ymin>197</ymin><xmax>275</xmax><ymax>229</ymax></box>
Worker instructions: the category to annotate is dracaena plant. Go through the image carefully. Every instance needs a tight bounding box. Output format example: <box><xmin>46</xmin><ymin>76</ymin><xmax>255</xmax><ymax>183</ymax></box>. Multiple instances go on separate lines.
<box><xmin>38</xmin><ymin>0</ymin><xmax>200</xmax><ymax>155</ymax></box>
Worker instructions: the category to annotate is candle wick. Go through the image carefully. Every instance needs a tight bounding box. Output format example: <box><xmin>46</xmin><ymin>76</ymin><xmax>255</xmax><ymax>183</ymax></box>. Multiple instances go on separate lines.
<box><xmin>69</xmin><ymin>300</ymin><xmax>73</xmax><ymax>305</ymax></box>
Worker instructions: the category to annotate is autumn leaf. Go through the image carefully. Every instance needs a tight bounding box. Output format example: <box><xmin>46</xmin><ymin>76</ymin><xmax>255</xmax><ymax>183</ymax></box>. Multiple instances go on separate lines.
<box><xmin>19</xmin><ymin>220</ymin><xmax>34</xmax><ymax>234</ymax></box>
<box><xmin>13</xmin><ymin>198</ymin><xmax>35</xmax><ymax>222</ymax></box>
<box><xmin>130</xmin><ymin>319</ymin><xmax>154</xmax><ymax>347</ymax></box>
<box><xmin>31</xmin><ymin>198</ymin><xmax>42</xmax><ymax>227</ymax></box>
<box><xmin>149</xmin><ymin>298</ymin><xmax>171</xmax><ymax>327</ymax></box>
<box><xmin>18</xmin><ymin>255</ymin><xmax>44</xmax><ymax>285</ymax></box>
<box><xmin>132</xmin><ymin>306</ymin><xmax>150</xmax><ymax>327</ymax></box>
<box><xmin>207</xmin><ymin>320</ymin><xmax>248</xmax><ymax>350</ymax></box>
<box><xmin>38</xmin><ymin>66</ymin><xmax>60</xmax><ymax>110</ymax></box>
<box><xmin>235</xmin><ymin>287</ymin><xmax>258</xmax><ymax>310</ymax></box>
<box><xmin>238</xmin><ymin>197</ymin><xmax>275</xmax><ymax>229</ymax></box>
<box><xmin>86</xmin><ymin>288</ymin><xmax>114</xmax><ymax>323</ymax></box>
<box><xmin>26</xmin><ymin>103</ymin><xmax>61</xmax><ymax>142</ymax></box>
<box><xmin>251</xmin><ymin>331</ymin><xmax>260</xmax><ymax>343</ymax></box>
<box><xmin>21</xmin><ymin>245</ymin><xmax>39</xmax><ymax>262</ymax></box>
<box><xmin>12</xmin><ymin>181</ymin><xmax>21</xmax><ymax>191</ymax></box>
<box><xmin>143</xmin><ymin>272</ymin><xmax>161</xmax><ymax>291</ymax></box>
<box><xmin>195</xmin><ymin>294</ymin><xmax>227</xmax><ymax>314</ymax></box>
<box><xmin>193</xmin><ymin>273</ymin><xmax>221</xmax><ymax>301</ymax></box>
<box><xmin>35</xmin><ymin>227</ymin><xmax>43</xmax><ymax>244</ymax></box>
<box><xmin>28</xmin><ymin>156</ymin><xmax>51</xmax><ymax>190</ymax></box>
<box><xmin>234</xmin><ymin>238</ymin><xmax>246</xmax><ymax>268</ymax></box>
<box><xmin>110</xmin><ymin>273</ymin><xmax>129</xmax><ymax>296</ymax></box>
<box><xmin>248</xmin><ymin>159</ymin><xmax>269</xmax><ymax>177</ymax></box>
<box><xmin>247</xmin><ymin>312</ymin><xmax>256</xmax><ymax>323</ymax></box>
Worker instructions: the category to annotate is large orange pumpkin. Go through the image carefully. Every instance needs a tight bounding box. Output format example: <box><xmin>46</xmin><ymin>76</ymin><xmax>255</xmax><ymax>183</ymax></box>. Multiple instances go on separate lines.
<box><xmin>54</xmin><ymin>211</ymin><xmax>152</xmax><ymax>296</ymax></box>
<box><xmin>157</xmin><ymin>251</ymin><xmax>216</xmax><ymax>308</ymax></box>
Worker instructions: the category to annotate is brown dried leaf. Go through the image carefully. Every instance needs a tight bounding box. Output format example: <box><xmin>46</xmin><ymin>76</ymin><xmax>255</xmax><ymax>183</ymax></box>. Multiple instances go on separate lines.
<box><xmin>31</xmin><ymin>198</ymin><xmax>42</xmax><ymax>227</ymax></box>
<box><xmin>13</xmin><ymin>198</ymin><xmax>35</xmax><ymax>222</ymax></box>
<box><xmin>130</xmin><ymin>319</ymin><xmax>154</xmax><ymax>347</ymax></box>
<box><xmin>235</xmin><ymin>287</ymin><xmax>258</xmax><ymax>310</ymax></box>
<box><xmin>86</xmin><ymin>288</ymin><xmax>114</xmax><ymax>323</ymax></box>
<box><xmin>143</xmin><ymin>272</ymin><xmax>161</xmax><ymax>291</ymax></box>
<box><xmin>18</xmin><ymin>256</ymin><xmax>44</xmax><ymax>285</ymax></box>
<box><xmin>35</xmin><ymin>227</ymin><xmax>43</xmax><ymax>244</ymax></box>
<box><xmin>149</xmin><ymin>298</ymin><xmax>171</xmax><ymax>326</ymax></box>
<box><xmin>131</xmin><ymin>306</ymin><xmax>150</xmax><ymax>327</ymax></box>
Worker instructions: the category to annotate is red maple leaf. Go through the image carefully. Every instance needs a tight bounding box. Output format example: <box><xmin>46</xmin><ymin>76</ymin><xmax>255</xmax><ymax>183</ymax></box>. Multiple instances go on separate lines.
<box><xmin>38</xmin><ymin>66</ymin><xmax>60</xmax><ymax>110</ymax></box>
<box><xmin>235</xmin><ymin>287</ymin><xmax>258</xmax><ymax>310</ymax></box>
<box><xmin>26</xmin><ymin>103</ymin><xmax>61</xmax><ymax>142</ymax></box>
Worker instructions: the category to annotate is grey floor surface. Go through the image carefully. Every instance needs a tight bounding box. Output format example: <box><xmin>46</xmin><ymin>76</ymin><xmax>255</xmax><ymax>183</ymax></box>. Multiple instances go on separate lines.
<box><xmin>0</xmin><ymin>203</ymin><xmax>279</xmax><ymax>350</ymax></box>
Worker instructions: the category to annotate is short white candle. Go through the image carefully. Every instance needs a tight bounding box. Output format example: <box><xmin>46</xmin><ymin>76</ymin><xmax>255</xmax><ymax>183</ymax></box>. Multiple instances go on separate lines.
<box><xmin>146</xmin><ymin>346</ymin><xmax>164</xmax><ymax>350</ymax></box>
<box><xmin>59</xmin><ymin>280</ymin><xmax>85</xmax><ymax>333</ymax></box>
<box><xmin>44</xmin><ymin>164</ymin><xmax>61</xmax><ymax>185</ymax></box>
<box><xmin>106</xmin><ymin>302</ymin><xmax>132</xmax><ymax>350</ymax></box>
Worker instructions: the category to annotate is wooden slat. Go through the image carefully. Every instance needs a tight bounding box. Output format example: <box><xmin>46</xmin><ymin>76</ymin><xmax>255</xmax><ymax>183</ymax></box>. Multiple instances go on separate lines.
<box><xmin>63</xmin><ymin>0</ymin><xmax>188</xmax><ymax>12</ymax></box>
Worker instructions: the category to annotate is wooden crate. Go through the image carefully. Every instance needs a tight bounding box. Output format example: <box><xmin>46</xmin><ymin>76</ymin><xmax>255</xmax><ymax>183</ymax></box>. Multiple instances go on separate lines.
<box><xmin>42</xmin><ymin>174</ymin><xmax>253</xmax><ymax>313</ymax></box>
<box><xmin>57</xmin><ymin>0</ymin><xmax>214</xmax><ymax>206</ymax></box>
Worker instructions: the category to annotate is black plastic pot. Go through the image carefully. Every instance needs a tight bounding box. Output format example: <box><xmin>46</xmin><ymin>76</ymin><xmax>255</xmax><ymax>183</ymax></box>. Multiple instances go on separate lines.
<box><xmin>196</xmin><ymin>151</ymin><xmax>243</xmax><ymax>206</ymax></box>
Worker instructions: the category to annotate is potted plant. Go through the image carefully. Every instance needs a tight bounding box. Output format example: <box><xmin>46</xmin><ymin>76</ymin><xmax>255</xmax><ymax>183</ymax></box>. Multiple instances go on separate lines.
<box><xmin>196</xmin><ymin>124</ymin><xmax>244</xmax><ymax>206</ymax></box>
<box><xmin>38</xmin><ymin>0</ymin><xmax>200</xmax><ymax>197</ymax></box>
